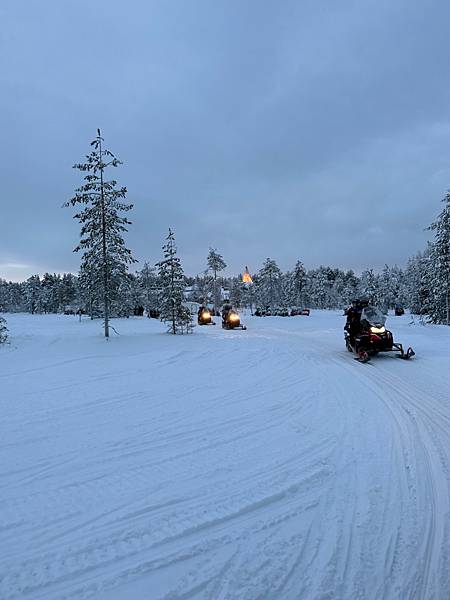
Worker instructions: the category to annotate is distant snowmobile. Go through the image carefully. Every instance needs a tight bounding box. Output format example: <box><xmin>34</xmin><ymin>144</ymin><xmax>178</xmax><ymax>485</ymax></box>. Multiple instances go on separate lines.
<box><xmin>290</xmin><ymin>308</ymin><xmax>310</xmax><ymax>316</ymax></box>
<box><xmin>197</xmin><ymin>307</ymin><xmax>215</xmax><ymax>326</ymax></box>
<box><xmin>344</xmin><ymin>302</ymin><xmax>415</xmax><ymax>363</ymax></box>
<box><xmin>222</xmin><ymin>306</ymin><xmax>247</xmax><ymax>330</ymax></box>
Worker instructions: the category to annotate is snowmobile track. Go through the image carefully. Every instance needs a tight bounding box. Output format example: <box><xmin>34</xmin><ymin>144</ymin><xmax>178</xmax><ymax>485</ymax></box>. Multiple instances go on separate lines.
<box><xmin>1</xmin><ymin>312</ymin><xmax>449</xmax><ymax>600</ymax></box>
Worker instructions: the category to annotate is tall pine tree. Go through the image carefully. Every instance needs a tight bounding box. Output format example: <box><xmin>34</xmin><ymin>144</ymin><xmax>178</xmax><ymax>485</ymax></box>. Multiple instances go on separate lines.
<box><xmin>428</xmin><ymin>191</ymin><xmax>450</xmax><ymax>324</ymax></box>
<box><xmin>255</xmin><ymin>258</ymin><xmax>282</xmax><ymax>311</ymax></box>
<box><xmin>404</xmin><ymin>249</ymin><xmax>431</xmax><ymax>319</ymax></box>
<box><xmin>66</xmin><ymin>130</ymin><xmax>136</xmax><ymax>337</ymax></box>
<box><xmin>292</xmin><ymin>260</ymin><xmax>306</xmax><ymax>308</ymax></box>
<box><xmin>157</xmin><ymin>229</ymin><xmax>193</xmax><ymax>334</ymax></box>
<box><xmin>207</xmin><ymin>248</ymin><xmax>227</xmax><ymax>313</ymax></box>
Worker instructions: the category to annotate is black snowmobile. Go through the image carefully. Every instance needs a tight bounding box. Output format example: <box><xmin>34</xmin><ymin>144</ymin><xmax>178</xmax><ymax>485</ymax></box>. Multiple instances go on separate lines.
<box><xmin>345</xmin><ymin>304</ymin><xmax>415</xmax><ymax>363</ymax></box>
<box><xmin>222</xmin><ymin>307</ymin><xmax>247</xmax><ymax>330</ymax></box>
<box><xmin>197</xmin><ymin>307</ymin><xmax>215</xmax><ymax>326</ymax></box>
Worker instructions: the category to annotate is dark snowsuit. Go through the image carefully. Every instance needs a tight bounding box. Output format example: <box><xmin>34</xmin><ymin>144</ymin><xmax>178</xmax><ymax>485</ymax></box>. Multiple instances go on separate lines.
<box><xmin>221</xmin><ymin>304</ymin><xmax>232</xmax><ymax>325</ymax></box>
<box><xmin>345</xmin><ymin>305</ymin><xmax>363</xmax><ymax>344</ymax></box>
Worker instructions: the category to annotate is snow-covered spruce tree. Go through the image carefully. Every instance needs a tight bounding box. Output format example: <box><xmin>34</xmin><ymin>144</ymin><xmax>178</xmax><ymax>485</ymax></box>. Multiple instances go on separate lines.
<box><xmin>229</xmin><ymin>276</ymin><xmax>244</xmax><ymax>308</ymax></box>
<box><xmin>40</xmin><ymin>273</ymin><xmax>60</xmax><ymax>313</ymax></box>
<box><xmin>157</xmin><ymin>229</ymin><xmax>193</xmax><ymax>334</ymax></box>
<box><xmin>359</xmin><ymin>269</ymin><xmax>380</xmax><ymax>306</ymax></box>
<box><xmin>421</xmin><ymin>244</ymin><xmax>439</xmax><ymax>322</ymax></box>
<box><xmin>292</xmin><ymin>260</ymin><xmax>307</xmax><ymax>308</ymax></box>
<box><xmin>207</xmin><ymin>248</ymin><xmax>227</xmax><ymax>313</ymax></box>
<box><xmin>201</xmin><ymin>271</ymin><xmax>214</xmax><ymax>306</ymax></box>
<box><xmin>66</xmin><ymin>130</ymin><xmax>136</xmax><ymax>337</ymax></box>
<box><xmin>404</xmin><ymin>248</ymin><xmax>432</xmax><ymax>318</ymax></box>
<box><xmin>427</xmin><ymin>191</ymin><xmax>450</xmax><ymax>325</ymax></box>
<box><xmin>137</xmin><ymin>262</ymin><xmax>160</xmax><ymax>314</ymax></box>
<box><xmin>278</xmin><ymin>272</ymin><xmax>293</xmax><ymax>310</ymax></box>
<box><xmin>60</xmin><ymin>273</ymin><xmax>79</xmax><ymax>310</ymax></box>
<box><xmin>0</xmin><ymin>316</ymin><xmax>8</xmax><ymax>344</ymax></box>
<box><xmin>328</xmin><ymin>270</ymin><xmax>346</xmax><ymax>308</ymax></box>
<box><xmin>306</xmin><ymin>267</ymin><xmax>331</xmax><ymax>309</ymax></box>
<box><xmin>390</xmin><ymin>265</ymin><xmax>405</xmax><ymax>307</ymax></box>
<box><xmin>255</xmin><ymin>258</ymin><xmax>282</xmax><ymax>311</ymax></box>
<box><xmin>12</xmin><ymin>282</ymin><xmax>26</xmax><ymax>312</ymax></box>
<box><xmin>340</xmin><ymin>270</ymin><xmax>360</xmax><ymax>307</ymax></box>
<box><xmin>24</xmin><ymin>275</ymin><xmax>42</xmax><ymax>314</ymax></box>
<box><xmin>377</xmin><ymin>265</ymin><xmax>403</xmax><ymax>313</ymax></box>
<box><xmin>378</xmin><ymin>265</ymin><xmax>394</xmax><ymax>313</ymax></box>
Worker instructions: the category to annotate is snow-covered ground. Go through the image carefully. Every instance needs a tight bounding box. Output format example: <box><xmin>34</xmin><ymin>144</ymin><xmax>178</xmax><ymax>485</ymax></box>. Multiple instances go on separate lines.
<box><xmin>1</xmin><ymin>311</ymin><xmax>450</xmax><ymax>600</ymax></box>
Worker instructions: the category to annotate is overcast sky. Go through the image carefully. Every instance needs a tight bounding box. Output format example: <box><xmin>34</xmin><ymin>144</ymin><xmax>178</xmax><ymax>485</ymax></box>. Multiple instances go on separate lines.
<box><xmin>1</xmin><ymin>0</ymin><xmax>450</xmax><ymax>281</ymax></box>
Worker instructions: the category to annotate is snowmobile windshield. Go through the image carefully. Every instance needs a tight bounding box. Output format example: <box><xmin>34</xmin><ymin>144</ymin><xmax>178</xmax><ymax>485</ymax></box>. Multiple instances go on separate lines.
<box><xmin>361</xmin><ymin>306</ymin><xmax>386</xmax><ymax>327</ymax></box>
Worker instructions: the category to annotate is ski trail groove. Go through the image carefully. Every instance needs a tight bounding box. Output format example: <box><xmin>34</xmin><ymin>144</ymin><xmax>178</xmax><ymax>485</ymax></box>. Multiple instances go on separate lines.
<box><xmin>1</xmin><ymin>313</ymin><xmax>449</xmax><ymax>600</ymax></box>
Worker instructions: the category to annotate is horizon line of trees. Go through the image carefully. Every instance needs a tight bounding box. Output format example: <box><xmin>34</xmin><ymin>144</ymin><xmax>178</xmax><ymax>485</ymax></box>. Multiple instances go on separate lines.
<box><xmin>1</xmin><ymin>207</ymin><xmax>449</xmax><ymax>332</ymax></box>
<box><xmin>1</xmin><ymin>131</ymin><xmax>449</xmax><ymax>342</ymax></box>
<box><xmin>0</xmin><ymin>254</ymin><xmax>444</xmax><ymax>320</ymax></box>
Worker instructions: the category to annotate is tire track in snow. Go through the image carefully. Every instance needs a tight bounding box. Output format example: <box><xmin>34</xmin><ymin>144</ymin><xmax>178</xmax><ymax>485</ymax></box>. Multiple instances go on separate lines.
<box><xmin>337</xmin><ymin>358</ymin><xmax>450</xmax><ymax>599</ymax></box>
<box><xmin>369</xmin><ymin>368</ymin><xmax>450</xmax><ymax>599</ymax></box>
<box><xmin>2</xmin><ymin>314</ymin><xmax>450</xmax><ymax>600</ymax></box>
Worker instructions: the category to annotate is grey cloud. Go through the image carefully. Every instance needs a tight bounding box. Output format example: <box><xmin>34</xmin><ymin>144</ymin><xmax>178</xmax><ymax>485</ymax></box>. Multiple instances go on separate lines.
<box><xmin>1</xmin><ymin>0</ymin><xmax>450</xmax><ymax>280</ymax></box>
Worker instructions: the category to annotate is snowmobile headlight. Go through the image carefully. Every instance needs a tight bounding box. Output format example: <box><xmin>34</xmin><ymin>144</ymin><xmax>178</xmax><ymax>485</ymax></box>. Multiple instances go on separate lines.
<box><xmin>202</xmin><ymin>311</ymin><xmax>210</xmax><ymax>318</ymax></box>
<box><xmin>370</xmin><ymin>326</ymin><xmax>385</xmax><ymax>334</ymax></box>
<box><xmin>229</xmin><ymin>313</ymin><xmax>239</xmax><ymax>322</ymax></box>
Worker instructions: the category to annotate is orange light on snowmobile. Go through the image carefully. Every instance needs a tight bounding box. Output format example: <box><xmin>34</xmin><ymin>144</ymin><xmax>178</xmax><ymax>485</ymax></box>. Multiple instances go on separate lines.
<box><xmin>229</xmin><ymin>313</ymin><xmax>239</xmax><ymax>322</ymax></box>
<box><xmin>202</xmin><ymin>311</ymin><xmax>210</xmax><ymax>319</ymax></box>
<box><xmin>370</xmin><ymin>326</ymin><xmax>386</xmax><ymax>334</ymax></box>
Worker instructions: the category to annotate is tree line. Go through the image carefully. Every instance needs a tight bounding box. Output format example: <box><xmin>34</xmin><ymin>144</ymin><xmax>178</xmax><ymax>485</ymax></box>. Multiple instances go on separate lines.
<box><xmin>1</xmin><ymin>131</ymin><xmax>449</xmax><ymax>342</ymax></box>
<box><xmin>0</xmin><ymin>255</ymin><xmax>445</xmax><ymax>320</ymax></box>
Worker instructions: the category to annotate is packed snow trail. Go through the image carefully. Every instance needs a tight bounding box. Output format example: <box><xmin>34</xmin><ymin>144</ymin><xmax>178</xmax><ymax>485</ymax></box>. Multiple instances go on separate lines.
<box><xmin>1</xmin><ymin>312</ymin><xmax>449</xmax><ymax>600</ymax></box>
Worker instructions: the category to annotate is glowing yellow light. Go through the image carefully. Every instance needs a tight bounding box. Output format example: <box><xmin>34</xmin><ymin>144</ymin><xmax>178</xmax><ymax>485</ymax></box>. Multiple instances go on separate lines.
<box><xmin>370</xmin><ymin>326</ymin><xmax>386</xmax><ymax>334</ymax></box>
<box><xmin>242</xmin><ymin>266</ymin><xmax>253</xmax><ymax>284</ymax></box>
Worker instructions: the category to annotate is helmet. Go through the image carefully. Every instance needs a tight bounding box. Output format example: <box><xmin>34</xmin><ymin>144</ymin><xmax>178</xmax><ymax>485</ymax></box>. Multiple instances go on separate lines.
<box><xmin>353</xmin><ymin>297</ymin><xmax>369</xmax><ymax>308</ymax></box>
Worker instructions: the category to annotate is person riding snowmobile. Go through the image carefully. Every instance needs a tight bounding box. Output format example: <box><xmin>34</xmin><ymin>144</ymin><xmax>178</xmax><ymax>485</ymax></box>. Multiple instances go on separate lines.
<box><xmin>344</xmin><ymin>298</ymin><xmax>369</xmax><ymax>345</ymax></box>
<box><xmin>221</xmin><ymin>304</ymin><xmax>247</xmax><ymax>330</ymax></box>
<box><xmin>198</xmin><ymin>305</ymin><xmax>213</xmax><ymax>325</ymax></box>
<box><xmin>344</xmin><ymin>299</ymin><xmax>414</xmax><ymax>362</ymax></box>
<box><xmin>221</xmin><ymin>303</ymin><xmax>232</xmax><ymax>322</ymax></box>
